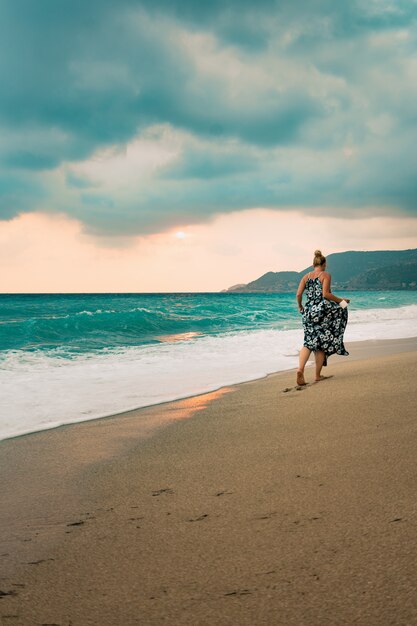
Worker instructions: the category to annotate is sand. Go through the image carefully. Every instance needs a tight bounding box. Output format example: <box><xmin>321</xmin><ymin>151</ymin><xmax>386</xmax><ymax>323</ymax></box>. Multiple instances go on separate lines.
<box><xmin>1</xmin><ymin>338</ymin><xmax>417</xmax><ymax>625</ymax></box>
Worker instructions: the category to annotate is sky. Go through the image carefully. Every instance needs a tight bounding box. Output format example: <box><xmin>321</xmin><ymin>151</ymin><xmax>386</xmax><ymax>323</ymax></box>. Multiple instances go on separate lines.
<box><xmin>1</xmin><ymin>0</ymin><xmax>416</xmax><ymax>292</ymax></box>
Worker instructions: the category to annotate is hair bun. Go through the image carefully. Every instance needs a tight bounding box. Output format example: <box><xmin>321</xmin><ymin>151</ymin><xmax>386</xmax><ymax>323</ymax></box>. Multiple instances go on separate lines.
<box><xmin>312</xmin><ymin>249</ymin><xmax>326</xmax><ymax>267</ymax></box>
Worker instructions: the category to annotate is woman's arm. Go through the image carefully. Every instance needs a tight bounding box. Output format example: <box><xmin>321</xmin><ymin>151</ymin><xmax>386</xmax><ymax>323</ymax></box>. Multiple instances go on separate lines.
<box><xmin>322</xmin><ymin>273</ymin><xmax>350</xmax><ymax>304</ymax></box>
<box><xmin>296</xmin><ymin>276</ymin><xmax>306</xmax><ymax>312</ymax></box>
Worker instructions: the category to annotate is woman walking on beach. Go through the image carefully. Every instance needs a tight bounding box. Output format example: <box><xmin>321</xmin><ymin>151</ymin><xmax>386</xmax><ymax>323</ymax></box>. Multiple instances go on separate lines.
<box><xmin>296</xmin><ymin>250</ymin><xmax>350</xmax><ymax>386</ymax></box>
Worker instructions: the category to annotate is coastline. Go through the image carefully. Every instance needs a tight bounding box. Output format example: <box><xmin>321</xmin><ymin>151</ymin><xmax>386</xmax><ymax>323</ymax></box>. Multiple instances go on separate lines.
<box><xmin>1</xmin><ymin>338</ymin><xmax>417</xmax><ymax>624</ymax></box>
<box><xmin>2</xmin><ymin>335</ymin><xmax>417</xmax><ymax>444</ymax></box>
<box><xmin>2</xmin><ymin>294</ymin><xmax>417</xmax><ymax>443</ymax></box>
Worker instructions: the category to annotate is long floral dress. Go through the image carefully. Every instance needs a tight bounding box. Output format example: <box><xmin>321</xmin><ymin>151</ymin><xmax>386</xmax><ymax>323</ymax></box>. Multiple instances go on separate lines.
<box><xmin>302</xmin><ymin>277</ymin><xmax>349</xmax><ymax>366</ymax></box>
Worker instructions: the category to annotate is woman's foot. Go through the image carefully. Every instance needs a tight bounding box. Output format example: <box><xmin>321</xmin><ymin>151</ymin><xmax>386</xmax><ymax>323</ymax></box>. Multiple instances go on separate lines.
<box><xmin>314</xmin><ymin>375</ymin><xmax>332</xmax><ymax>382</ymax></box>
<box><xmin>296</xmin><ymin>370</ymin><xmax>306</xmax><ymax>386</ymax></box>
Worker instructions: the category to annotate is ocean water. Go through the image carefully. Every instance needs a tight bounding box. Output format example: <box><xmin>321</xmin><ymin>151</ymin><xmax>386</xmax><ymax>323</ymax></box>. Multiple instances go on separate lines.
<box><xmin>1</xmin><ymin>291</ymin><xmax>416</xmax><ymax>441</ymax></box>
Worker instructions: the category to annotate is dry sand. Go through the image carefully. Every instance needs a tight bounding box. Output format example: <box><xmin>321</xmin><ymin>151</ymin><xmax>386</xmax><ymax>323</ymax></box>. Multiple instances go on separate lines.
<box><xmin>1</xmin><ymin>339</ymin><xmax>417</xmax><ymax>625</ymax></box>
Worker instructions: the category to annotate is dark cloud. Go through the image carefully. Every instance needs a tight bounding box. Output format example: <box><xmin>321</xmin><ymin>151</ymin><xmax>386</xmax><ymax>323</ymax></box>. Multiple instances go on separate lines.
<box><xmin>160</xmin><ymin>146</ymin><xmax>259</xmax><ymax>180</ymax></box>
<box><xmin>0</xmin><ymin>0</ymin><xmax>416</xmax><ymax>232</ymax></box>
<box><xmin>2</xmin><ymin>151</ymin><xmax>58</xmax><ymax>171</ymax></box>
<box><xmin>0</xmin><ymin>173</ymin><xmax>46</xmax><ymax>218</ymax></box>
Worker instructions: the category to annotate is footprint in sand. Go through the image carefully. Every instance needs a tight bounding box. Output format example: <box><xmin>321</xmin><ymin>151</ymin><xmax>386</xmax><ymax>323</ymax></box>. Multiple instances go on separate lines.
<box><xmin>282</xmin><ymin>385</ymin><xmax>309</xmax><ymax>393</ymax></box>
<box><xmin>152</xmin><ymin>488</ymin><xmax>174</xmax><ymax>497</ymax></box>
<box><xmin>253</xmin><ymin>511</ymin><xmax>278</xmax><ymax>520</ymax></box>
<box><xmin>0</xmin><ymin>590</ymin><xmax>17</xmax><ymax>597</ymax></box>
<box><xmin>224</xmin><ymin>588</ymin><xmax>254</xmax><ymax>597</ymax></box>
<box><xmin>283</xmin><ymin>376</ymin><xmax>334</xmax><ymax>394</ymax></box>
<box><xmin>255</xmin><ymin>569</ymin><xmax>276</xmax><ymax>576</ymax></box>
<box><xmin>187</xmin><ymin>513</ymin><xmax>209</xmax><ymax>522</ymax></box>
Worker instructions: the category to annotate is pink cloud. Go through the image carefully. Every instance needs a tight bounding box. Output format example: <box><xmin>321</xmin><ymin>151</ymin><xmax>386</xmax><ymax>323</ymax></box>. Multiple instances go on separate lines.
<box><xmin>1</xmin><ymin>210</ymin><xmax>416</xmax><ymax>292</ymax></box>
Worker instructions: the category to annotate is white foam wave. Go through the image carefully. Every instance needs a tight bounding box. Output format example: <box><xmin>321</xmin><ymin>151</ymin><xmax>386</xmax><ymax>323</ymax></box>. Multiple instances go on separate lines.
<box><xmin>347</xmin><ymin>303</ymin><xmax>417</xmax><ymax>340</ymax></box>
<box><xmin>0</xmin><ymin>303</ymin><xmax>416</xmax><ymax>442</ymax></box>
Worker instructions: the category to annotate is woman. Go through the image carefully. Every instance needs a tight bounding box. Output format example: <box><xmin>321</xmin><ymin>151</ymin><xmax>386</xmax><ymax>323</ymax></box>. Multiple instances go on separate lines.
<box><xmin>296</xmin><ymin>250</ymin><xmax>350</xmax><ymax>386</ymax></box>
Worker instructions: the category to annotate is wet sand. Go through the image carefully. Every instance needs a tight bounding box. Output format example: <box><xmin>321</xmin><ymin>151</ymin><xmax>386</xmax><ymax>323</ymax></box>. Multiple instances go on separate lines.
<box><xmin>1</xmin><ymin>338</ymin><xmax>417</xmax><ymax>625</ymax></box>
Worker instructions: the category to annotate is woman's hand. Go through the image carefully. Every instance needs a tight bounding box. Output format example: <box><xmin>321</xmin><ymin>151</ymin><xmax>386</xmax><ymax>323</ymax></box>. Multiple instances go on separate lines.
<box><xmin>344</xmin><ymin>298</ymin><xmax>350</xmax><ymax>304</ymax></box>
<box><xmin>299</xmin><ymin>306</ymin><xmax>304</xmax><ymax>314</ymax></box>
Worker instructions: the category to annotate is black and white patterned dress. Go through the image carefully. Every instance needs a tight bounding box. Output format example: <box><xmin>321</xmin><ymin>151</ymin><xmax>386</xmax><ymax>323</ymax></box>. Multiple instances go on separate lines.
<box><xmin>302</xmin><ymin>276</ymin><xmax>349</xmax><ymax>366</ymax></box>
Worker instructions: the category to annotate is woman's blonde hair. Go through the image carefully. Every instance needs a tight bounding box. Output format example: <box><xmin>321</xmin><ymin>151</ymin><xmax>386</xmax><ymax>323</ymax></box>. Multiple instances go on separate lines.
<box><xmin>313</xmin><ymin>249</ymin><xmax>326</xmax><ymax>267</ymax></box>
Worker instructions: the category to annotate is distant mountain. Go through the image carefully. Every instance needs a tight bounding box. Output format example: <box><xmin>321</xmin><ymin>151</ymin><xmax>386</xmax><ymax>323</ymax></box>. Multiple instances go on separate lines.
<box><xmin>222</xmin><ymin>249</ymin><xmax>417</xmax><ymax>292</ymax></box>
<box><xmin>348</xmin><ymin>261</ymin><xmax>417</xmax><ymax>290</ymax></box>
<box><xmin>240</xmin><ymin>271</ymin><xmax>300</xmax><ymax>293</ymax></box>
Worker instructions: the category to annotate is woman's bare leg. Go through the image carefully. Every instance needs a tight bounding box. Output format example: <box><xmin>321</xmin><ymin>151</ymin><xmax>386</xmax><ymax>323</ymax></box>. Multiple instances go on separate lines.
<box><xmin>297</xmin><ymin>347</ymin><xmax>311</xmax><ymax>385</ymax></box>
<box><xmin>314</xmin><ymin>350</ymin><xmax>326</xmax><ymax>381</ymax></box>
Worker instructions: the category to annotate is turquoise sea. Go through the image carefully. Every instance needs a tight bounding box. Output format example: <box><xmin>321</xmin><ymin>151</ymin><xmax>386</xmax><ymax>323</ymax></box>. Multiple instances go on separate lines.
<box><xmin>1</xmin><ymin>291</ymin><xmax>416</xmax><ymax>440</ymax></box>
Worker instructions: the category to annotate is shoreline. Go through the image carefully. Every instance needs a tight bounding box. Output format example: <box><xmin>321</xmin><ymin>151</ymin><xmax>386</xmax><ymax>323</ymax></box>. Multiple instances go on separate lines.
<box><xmin>2</xmin><ymin>335</ymin><xmax>417</xmax><ymax>445</ymax></box>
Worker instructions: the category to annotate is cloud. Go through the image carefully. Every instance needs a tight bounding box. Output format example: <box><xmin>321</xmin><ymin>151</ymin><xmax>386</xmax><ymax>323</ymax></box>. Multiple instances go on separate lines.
<box><xmin>0</xmin><ymin>172</ymin><xmax>46</xmax><ymax>219</ymax></box>
<box><xmin>0</xmin><ymin>0</ymin><xmax>416</xmax><ymax>234</ymax></box>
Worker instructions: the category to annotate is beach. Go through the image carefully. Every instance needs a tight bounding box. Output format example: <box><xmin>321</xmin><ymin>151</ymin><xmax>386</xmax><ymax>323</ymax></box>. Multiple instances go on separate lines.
<box><xmin>1</xmin><ymin>338</ymin><xmax>417</xmax><ymax>625</ymax></box>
